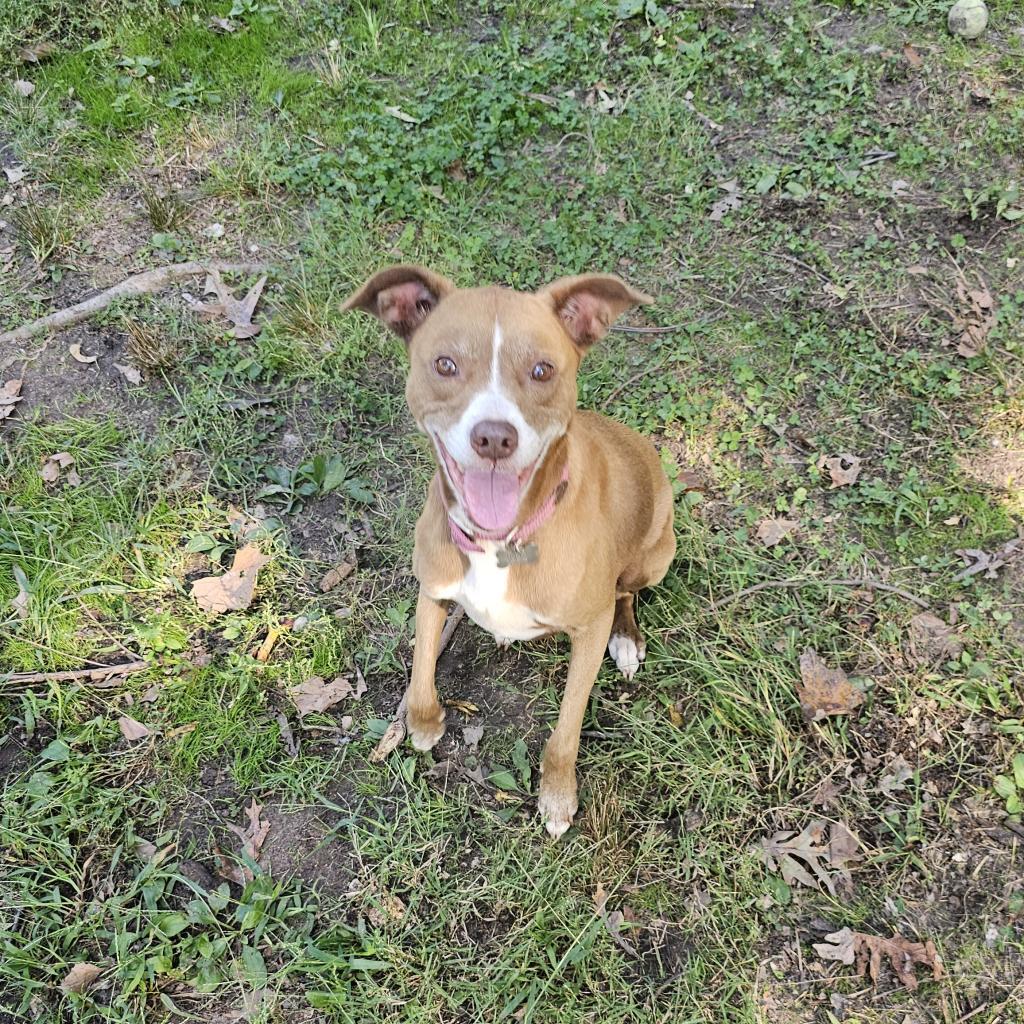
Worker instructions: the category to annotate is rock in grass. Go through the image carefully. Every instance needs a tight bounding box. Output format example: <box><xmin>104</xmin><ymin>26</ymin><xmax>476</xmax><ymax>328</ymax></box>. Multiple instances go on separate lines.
<box><xmin>948</xmin><ymin>0</ymin><xmax>988</xmax><ymax>39</ymax></box>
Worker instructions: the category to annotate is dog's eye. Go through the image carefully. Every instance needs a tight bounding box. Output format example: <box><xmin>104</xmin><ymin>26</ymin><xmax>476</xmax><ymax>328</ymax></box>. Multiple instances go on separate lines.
<box><xmin>531</xmin><ymin>361</ymin><xmax>554</xmax><ymax>382</ymax></box>
<box><xmin>434</xmin><ymin>356</ymin><xmax>458</xmax><ymax>377</ymax></box>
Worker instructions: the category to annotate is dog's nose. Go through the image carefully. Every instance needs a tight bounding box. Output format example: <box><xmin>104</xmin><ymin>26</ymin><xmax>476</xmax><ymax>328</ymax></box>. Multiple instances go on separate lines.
<box><xmin>470</xmin><ymin>420</ymin><xmax>518</xmax><ymax>461</ymax></box>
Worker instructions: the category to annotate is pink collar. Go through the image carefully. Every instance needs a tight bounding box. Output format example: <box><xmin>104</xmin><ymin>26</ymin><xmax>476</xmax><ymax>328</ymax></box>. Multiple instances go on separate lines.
<box><xmin>448</xmin><ymin>464</ymin><xmax>570</xmax><ymax>556</ymax></box>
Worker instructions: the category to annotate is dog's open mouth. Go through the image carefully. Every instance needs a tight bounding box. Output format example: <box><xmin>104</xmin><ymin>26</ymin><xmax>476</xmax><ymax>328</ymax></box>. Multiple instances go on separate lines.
<box><xmin>435</xmin><ymin>439</ymin><xmax>535</xmax><ymax>534</ymax></box>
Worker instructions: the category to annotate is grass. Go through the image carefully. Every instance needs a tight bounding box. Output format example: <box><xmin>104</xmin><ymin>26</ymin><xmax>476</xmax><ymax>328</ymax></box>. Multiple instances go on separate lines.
<box><xmin>1</xmin><ymin>0</ymin><xmax>1023</xmax><ymax>1021</ymax></box>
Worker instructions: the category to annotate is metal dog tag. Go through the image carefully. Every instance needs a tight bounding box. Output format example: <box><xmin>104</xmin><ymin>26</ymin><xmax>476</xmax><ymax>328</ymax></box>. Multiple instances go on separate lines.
<box><xmin>496</xmin><ymin>542</ymin><xmax>538</xmax><ymax>568</ymax></box>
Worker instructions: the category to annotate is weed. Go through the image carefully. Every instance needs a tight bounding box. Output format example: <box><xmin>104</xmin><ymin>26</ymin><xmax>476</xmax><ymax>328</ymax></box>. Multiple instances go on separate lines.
<box><xmin>10</xmin><ymin>196</ymin><xmax>74</xmax><ymax>264</ymax></box>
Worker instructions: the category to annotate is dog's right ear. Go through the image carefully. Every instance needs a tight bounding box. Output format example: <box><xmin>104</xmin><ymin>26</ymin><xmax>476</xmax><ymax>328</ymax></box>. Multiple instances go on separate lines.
<box><xmin>342</xmin><ymin>264</ymin><xmax>455</xmax><ymax>343</ymax></box>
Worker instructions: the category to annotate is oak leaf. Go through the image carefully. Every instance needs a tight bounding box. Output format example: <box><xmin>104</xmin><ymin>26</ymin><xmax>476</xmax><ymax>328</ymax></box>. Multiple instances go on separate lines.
<box><xmin>797</xmin><ymin>649</ymin><xmax>864</xmax><ymax>722</ymax></box>
<box><xmin>191</xmin><ymin>544</ymin><xmax>270</xmax><ymax>614</ymax></box>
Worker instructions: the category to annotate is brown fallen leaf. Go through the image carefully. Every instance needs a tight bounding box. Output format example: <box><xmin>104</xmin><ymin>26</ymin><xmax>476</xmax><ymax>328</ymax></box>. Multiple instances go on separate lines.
<box><xmin>118</xmin><ymin>715</ymin><xmax>152</xmax><ymax>741</ymax></box>
<box><xmin>814</xmin><ymin>928</ymin><xmax>942</xmax><ymax>991</ymax></box>
<box><xmin>954</xmin><ymin>537</ymin><xmax>1021</xmax><ymax>581</ymax></box>
<box><xmin>953</xmin><ymin>272</ymin><xmax>996</xmax><ymax>358</ymax></box>
<box><xmin>227</xmin><ymin>505</ymin><xmax>269</xmax><ymax>542</ymax></box>
<box><xmin>878</xmin><ymin>754</ymin><xmax>914</xmax><ymax>798</ymax></box>
<box><xmin>191</xmin><ymin>544</ymin><xmax>270</xmax><ymax>615</ymax></box>
<box><xmin>68</xmin><ymin>343</ymin><xmax>98</xmax><ymax>364</ymax></box>
<box><xmin>756</xmin><ymin>518</ymin><xmax>798</xmax><ymax>548</ymax></box>
<box><xmin>40</xmin><ymin>451</ymin><xmax>77</xmax><ymax>486</ymax></box>
<box><xmin>319</xmin><ymin>560</ymin><xmax>356</xmax><ymax>593</ymax></box>
<box><xmin>208</xmin><ymin>15</ymin><xmax>237</xmax><ymax>32</ymax></box>
<box><xmin>594</xmin><ymin>884</ymin><xmax>637</xmax><ymax>956</ymax></box>
<box><xmin>60</xmin><ymin>962</ymin><xmax>103</xmax><ymax>994</ymax></box>
<box><xmin>0</xmin><ymin>378</ymin><xmax>23</xmax><ymax>421</ymax></box>
<box><xmin>818</xmin><ymin>453</ymin><xmax>862</xmax><ymax>488</ymax></box>
<box><xmin>18</xmin><ymin>41</ymin><xmax>58</xmax><ymax>64</ymax></box>
<box><xmin>902</xmin><ymin>42</ymin><xmax>923</xmax><ymax>68</ymax></box>
<box><xmin>3</xmin><ymin>166</ymin><xmax>27</xmax><ymax>185</ymax></box>
<box><xmin>13</xmin><ymin>79</ymin><xmax>36</xmax><ymax>97</ymax></box>
<box><xmin>189</xmin><ymin>268</ymin><xmax>267</xmax><ymax>339</ymax></box>
<box><xmin>758</xmin><ymin>820</ymin><xmax>859</xmax><ymax>897</ymax></box>
<box><xmin>797</xmin><ymin>649</ymin><xmax>864</xmax><ymax>722</ymax></box>
<box><xmin>367</xmin><ymin>891</ymin><xmax>407</xmax><ymax>927</ymax></box>
<box><xmin>217</xmin><ymin>798</ymin><xmax>270</xmax><ymax>885</ymax></box>
<box><xmin>369</xmin><ymin>718</ymin><xmax>406</xmax><ymax>763</ymax></box>
<box><xmin>462</xmin><ymin>723</ymin><xmax>484</xmax><ymax>749</ymax></box>
<box><xmin>447</xmin><ymin>699</ymin><xmax>479</xmax><ymax>718</ymax></box>
<box><xmin>289</xmin><ymin>675</ymin><xmax>356</xmax><ymax>717</ymax></box>
<box><xmin>907</xmin><ymin>612</ymin><xmax>963</xmax><ymax>665</ymax></box>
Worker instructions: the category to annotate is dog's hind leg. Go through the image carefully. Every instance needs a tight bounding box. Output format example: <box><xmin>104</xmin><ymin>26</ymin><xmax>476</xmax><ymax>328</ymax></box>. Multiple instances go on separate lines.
<box><xmin>607</xmin><ymin>593</ymin><xmax>645</xmax><ymax>681</ymax></box>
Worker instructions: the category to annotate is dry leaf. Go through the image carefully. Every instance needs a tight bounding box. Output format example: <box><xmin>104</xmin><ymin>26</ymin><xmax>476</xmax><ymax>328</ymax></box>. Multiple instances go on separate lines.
<box><xmin>902</xmin><ymin>42</ymin><xmax>922</xmax><ymax>68</ymax></box>
<box><xmin>68</xmin><ymin>343</ymin><xmax>97</xmax><ymax>364</ymax></box>
<box><xmin>40</xmin><ymin>451</ymin><xmax>76</xmax><ymax>486</ymax></box>
<box><xmin>217</xmin><ymin>798</ymin><xmax>270</xmax><ymax>885</ymax></box>
<box><xmin>756</xmin><ymin>518</ymin><xmax>798</xmax><ymax>548</ymax></box>
<box><xmin>462</xmin><ymin>723</ymin><xmax>484</xmax><ymax>749</ymax></box>
<box><xmin>384</xmin><ymin>105</ymin><xmax>419</xmax><ymax>124</ymax></box>
<box><xmin>367</xmin><ymin>892</ymin><xmax>407</xmax><ymax>927</ymax></box>
<box><xmin>797</xmin><ymin>649</ymin><xmax>864</xmax><ymax>722</ymax></box>
<box><xmin>208</xmin><ymin>16</ymin><xmax>237</xmax><ymax>32</ymax></box>
<box><xmin>319</xmin><ymin>560</ymin><xmax>355</xmax><ymax>592</ymax></box>
<box><xmin>254</xmin><ymin>626</ymin><xmax>282</xmax><ymax>663</ymax></box>
<box><xmin>594</xmin><ymin>884</ymin><xmax>637</xmax><ymax>956</ymax></box>
<box><xmin>879</xmin><ymin>754</ymin><xmax>913</xmax><ymax>797</ymax></box>
<box><xmin>0</xmin><ymin>378</ymin><xmax>23</xmax><ymax>421</ymax></box>
<box><xmin>709</xmin><ymin>181</ymin><xmax>743</xmax><ymax>221</ymax></box>
<box><xmin>369</xmin><ymin>718</ymin><xmax>406</xmax><ymax>762</ymax></box>
<box><xmin>118</xmin><ymin>715</ymin><xmax>152</xmax><ymax>741</ymax></box>
<box><xmin>227</xmin><ymin>505</ymin><xmax>269</xmax><ymax>542</ymax></box>
<box><xmin>60</xmin><ymin>962</ymin><xmax>102</xmax><ymax>994</ymax></box>
<box><xmin>758</xmin><ymin>820</ymin><xmax>859</xmax><ymax>897</ymax></box>
<box><xmin>815</xmin><ymin>929</ymin><xmax>941</xmax><ymax>990</ymax></box>
<box><xmin>191</xmin><ymin>544</ymin><xmax>270</xmax><ymax>614</ymax></box>
<box><xmin>189</xmin><ymin>268</ymin><xmax>267</xmax><ymax>339</ymax></box>
<box><xmin>3</xmin><ymin>166</ymin><xmax>27</xmax><ymax>184</ymax></box>
<box><xmin>12</xmin><ymin>570</ymin><xmax>30</xmax><ymax>620</ymax></box>
<box><xmin>953</xmin><ymin>272</ymin><xmax>996</xmax><ymax>357</ymax></box>
<box><xmin>13</xmin><ymin>79</ymin><xmax>35</xmax><ymax>97</ymax></box>
<box><xmin>907</xmin><ymin>612</ymin><xmax>963</xmax><ymax>665</ymax></box>
<box><xmin>18</xmin><ymin>41</ymin><xmax>57</xmax><ymax>63</ymax></box>
<box><xmin>818</xmin><ymin>453</ymin><xmax>862</xmax><ymax>488</ymax></box>
<box><xmin>114</xmin><ymin>363</ymin><xmax>142</xmax><ymax>385</ymax></box>
<box><xmin>447</xmin><ymin>699</ymin><xmax>478</xmax><ymax>718</ymax></box>
<box><xmin>289</xmin><ymin>675</ymin><xmax>355</xmax><ymax>717</ymax></box>
<box><xmin>954</xmin><ymin>537</ymin><xmax>1021</xmax><ymax>581</ymax></box>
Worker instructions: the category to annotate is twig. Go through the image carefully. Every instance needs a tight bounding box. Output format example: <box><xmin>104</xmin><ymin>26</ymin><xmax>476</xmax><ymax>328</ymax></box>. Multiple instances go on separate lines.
<box><xmin>1</xmin><ymin>659</ymin><xmax>149</xmax><ymax>689</ymax></box>
<box><xmin>0</xmin><ymin>261</ymin><xmax>268</xmax><ymax>345</ymax></box>
<box><xmin>369</xmin><ymin>605</ymin><xmax>465</xmax><ymax>762</ymax></box>
<box><xmin>609</xmin><ymin>324</ymin><xmax>681</xmax><ymax>335</ymax></box>
<box><xmin>708</xmin><ymin>577</ymin><xmax>929</xmax><ymax>611</ymax></box>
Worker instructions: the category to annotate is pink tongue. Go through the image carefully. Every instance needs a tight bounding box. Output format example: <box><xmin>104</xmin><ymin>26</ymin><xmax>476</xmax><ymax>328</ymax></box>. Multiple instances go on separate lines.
<box><xmin>463</xmin><ymin>469</ymin><xmax>520</xmax><ymax>533</ymax></box>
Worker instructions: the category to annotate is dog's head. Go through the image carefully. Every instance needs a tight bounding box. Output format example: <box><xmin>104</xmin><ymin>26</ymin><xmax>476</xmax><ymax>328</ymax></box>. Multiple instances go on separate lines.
<box><xmin>343</xmin><ymin>265</ymin><xmax>651</xmax><ymax>533</ymax></box>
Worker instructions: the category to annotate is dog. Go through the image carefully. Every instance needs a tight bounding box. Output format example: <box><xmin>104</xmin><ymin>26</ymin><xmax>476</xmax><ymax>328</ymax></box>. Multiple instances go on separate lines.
<box><xmin>344</xmin><ymin>266</ymin><xmax>675</xmax><ymax>838</ymax></box>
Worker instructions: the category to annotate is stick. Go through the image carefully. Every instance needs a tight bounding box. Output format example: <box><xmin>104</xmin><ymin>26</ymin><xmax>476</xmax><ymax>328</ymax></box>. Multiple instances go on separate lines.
<box><xmin>708</xmin><ymin>577</ymin><xmax>929</xmax><ymax>611</ymax></box>
<box><xmin>0</xmin><ymin>262</ymin><xmax>268</xmax><ymax>345</ymax></box>
<box><xmin>609</xmin><ymin>324</ymin><xmax>681</xmax><ymax>335</ymax></box>
<box><xmin>1</xmin><ymin>659</ymin><xmax>149</xmax><ymax>688</ymax></box>
<box><xmin>368</xmin><ymin>605</ymin><xmax>465</xmax><ymax>763</ymax></box>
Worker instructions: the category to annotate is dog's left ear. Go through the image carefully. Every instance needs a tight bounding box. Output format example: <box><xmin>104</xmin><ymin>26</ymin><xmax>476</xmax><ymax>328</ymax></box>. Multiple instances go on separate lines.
<box><xmin>343</xmin><ymin>264</ymin><xmax>455</xmax><ymax>343</ymax></box>
<box><xmin>536</xmin><ymin>274</ymin><xmax>653</xmax><ymax>352</ymax></box>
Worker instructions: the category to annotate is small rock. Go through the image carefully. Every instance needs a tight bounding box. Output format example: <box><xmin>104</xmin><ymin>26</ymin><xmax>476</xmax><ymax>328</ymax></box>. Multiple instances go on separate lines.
<box><xmin>948</xmin><ymin>0</ymin><xmax>988</xmax><ymax>39</ymax></box>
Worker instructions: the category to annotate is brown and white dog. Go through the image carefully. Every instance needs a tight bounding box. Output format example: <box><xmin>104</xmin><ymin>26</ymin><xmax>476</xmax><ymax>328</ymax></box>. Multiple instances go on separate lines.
<box><xmin>344</xmin><ymin>266</ymin><xmax>675</xmax><ymax>838</ymax></box>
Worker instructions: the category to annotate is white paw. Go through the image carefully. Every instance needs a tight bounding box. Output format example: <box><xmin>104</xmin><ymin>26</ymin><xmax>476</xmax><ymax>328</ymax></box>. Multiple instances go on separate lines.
<box><xmin>608</xmin><ymin>633</ymin><xmax>645</xmax><ymax>681</ymax></box>
<box><xmin>408</xmin><ymin>710</ymin><xmax>446</xmax><ymax>751</ymax></box>
<box><xmin>494</xmin><ymin>635</ymin><xmax>512</xmax><ymax>650</ymax></box>
<box><xmin>538</xmin><ymin>782</ymin><xmax>578</xmax><ymax>840</ymax></box>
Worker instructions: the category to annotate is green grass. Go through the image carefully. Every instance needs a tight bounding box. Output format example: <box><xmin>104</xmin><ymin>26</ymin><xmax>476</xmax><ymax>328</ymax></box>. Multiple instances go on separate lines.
<box><xmin>2</xmin><ymin>0</ymin><xmax>1024</xmax><ymax>1021</ymax></box>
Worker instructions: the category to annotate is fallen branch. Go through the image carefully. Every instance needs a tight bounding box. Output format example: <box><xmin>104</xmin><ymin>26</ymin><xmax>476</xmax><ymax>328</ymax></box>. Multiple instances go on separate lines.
<box><xmin>369</xmin><ymin>606</ymin><xmax>465</xmax><ymax>763</ymax></box>
<box><xmin>2</xmin><ymin>659</ymin><xmax>149</xmax><ymax>689</ymax></box>
<box><xmin>708</xmin><ymin>577</ymin><xmax>929</xmax><ymax>612</ymax></box>
<box><xmin>0</xmin><ymin>262</ymin><xmax>268</xmax><ymax>346</ymax></box>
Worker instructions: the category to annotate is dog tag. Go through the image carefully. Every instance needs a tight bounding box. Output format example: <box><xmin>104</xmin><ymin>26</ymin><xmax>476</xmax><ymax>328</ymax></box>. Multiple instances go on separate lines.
<box><xmin>496</xmin><ymin>542</ymin><xmax>538</xmax><ymax>568</ymax></box>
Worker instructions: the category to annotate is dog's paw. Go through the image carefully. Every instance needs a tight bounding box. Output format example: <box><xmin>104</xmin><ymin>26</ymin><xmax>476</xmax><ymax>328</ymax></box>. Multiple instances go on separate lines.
<box><xmin>407</xmin><ymin>706</ymin><xmax>446</xmax><ymax>751</ymax></box>
<box><xmin>538</xmin><ymin>778</ymin><xmax>578</xmax><ymax>840</ymax></box>
<box><xmin>494</xmin><ymin>635</ymin><xmax>513</xmax><ymax>650</ymax></box>
<box><xmin>608</xmin><ymin>632</ymin><xmax>645</xmax><ymax>681</ymax></box>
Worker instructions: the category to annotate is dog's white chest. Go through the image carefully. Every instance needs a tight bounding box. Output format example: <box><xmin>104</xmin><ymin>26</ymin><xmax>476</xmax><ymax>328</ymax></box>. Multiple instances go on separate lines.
<box><xmin>435</xmin><ymin>543</ymin><xmax>546</xmax><ymax>642</ymax></box>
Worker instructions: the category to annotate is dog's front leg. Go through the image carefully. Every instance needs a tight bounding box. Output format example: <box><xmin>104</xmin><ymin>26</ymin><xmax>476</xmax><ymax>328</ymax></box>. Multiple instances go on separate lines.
<box><xmin>406</xmin><ymin>587</ymin><xmax>449</xmax><ymax>751</ymax></box>
<box><xmin>538</xmin><ymin>603</ymin><xmax>615</xmax><ymax>839</ymax></box>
